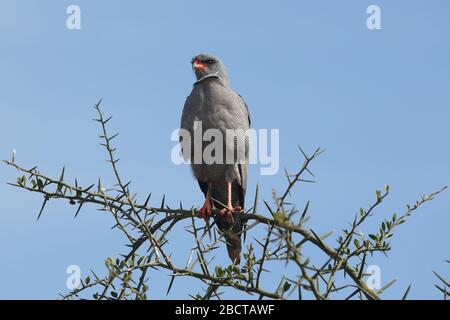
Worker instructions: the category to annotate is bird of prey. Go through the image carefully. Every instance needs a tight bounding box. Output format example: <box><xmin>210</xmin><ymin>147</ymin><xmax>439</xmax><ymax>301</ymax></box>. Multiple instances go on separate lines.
<box><xmin>180</xmin><ymin>53</ymin><xmax>251</xmax><ymax>264</ymax></box>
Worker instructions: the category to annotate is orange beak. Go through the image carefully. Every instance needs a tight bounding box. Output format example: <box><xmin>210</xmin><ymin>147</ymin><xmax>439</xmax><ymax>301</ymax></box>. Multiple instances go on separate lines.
<box><xmin>193</xmin><ymin>59</ymin><xmax>207</xmax><ymax>71</ymax></box>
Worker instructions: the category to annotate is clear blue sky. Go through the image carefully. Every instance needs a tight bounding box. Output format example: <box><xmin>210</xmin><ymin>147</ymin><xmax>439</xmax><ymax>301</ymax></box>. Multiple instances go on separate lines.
<box><xmin>0</xmin><ymin>0</ymin><xmax>449</xmax><ymax>299</ymax></box>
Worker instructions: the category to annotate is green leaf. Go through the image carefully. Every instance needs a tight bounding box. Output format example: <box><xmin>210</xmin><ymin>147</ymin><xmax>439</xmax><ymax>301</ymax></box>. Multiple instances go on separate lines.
<box><xmin>105</xmin><ymin>257</ymin><xmax>114</xmax><ymax>266</ymax></box>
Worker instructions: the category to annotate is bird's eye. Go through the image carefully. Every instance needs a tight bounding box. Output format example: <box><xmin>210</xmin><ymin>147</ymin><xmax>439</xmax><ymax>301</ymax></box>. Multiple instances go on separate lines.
<box><xmin>206</xmin><ymin>59</ymin><xmax>215</xmax><ymax>64</ymax></box>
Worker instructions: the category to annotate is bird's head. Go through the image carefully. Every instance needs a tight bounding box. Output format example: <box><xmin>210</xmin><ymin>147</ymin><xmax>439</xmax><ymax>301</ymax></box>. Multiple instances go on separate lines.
<box><xmin>191</xmin><ymin>53</ymin><xmax>228</xmax><ymax>82</ymax></box>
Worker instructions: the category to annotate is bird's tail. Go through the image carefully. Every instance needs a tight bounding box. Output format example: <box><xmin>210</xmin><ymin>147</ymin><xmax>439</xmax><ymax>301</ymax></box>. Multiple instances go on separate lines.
<box><xmin>215</xmin><ymin>215</ymin><xmax>243</xmax><ymax>264</ymax></box>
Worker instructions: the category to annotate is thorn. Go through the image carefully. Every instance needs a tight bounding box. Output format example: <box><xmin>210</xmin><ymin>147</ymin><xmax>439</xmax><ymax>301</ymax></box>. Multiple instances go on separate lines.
<box><xmin>297</xmin><ymin>145</ymin><xmax>308</xmax><ymax>159</ymax></box>
<box><xmin>37</xmin><ymin>196</ymin><xmax>49</xmax><ymax>221</ymax></box>
<box><xmin>75</xmin><ymin>201</ymin><xmax>84</xmax><ymax>218</ymax></box>
<box><xmin>402</xmin><ymin>284</ymin><xmax>412</xmax><ymax>300</ymax></box>
<box><xmin>123</xmin><ymin>181</ymin><xmax>132</xmax><ymax>189</ymax></box>
<box><xmin>166</xmin><ymin>274</ymin><xmax>176</xmax><ymax>296</ymax></box>
<box><xmin>98</xmin><ymin>178</ymin><xmax>104</xmax><ymax>193</ymax></box>
<box><xmin>59</xmin><ymin>166</ymin><xmax>65</xmax><ymax>182</ymax></box>
<box><xmin>143</xmin><ymin>193</ymin><xmax>152</xmax><ymax>207</ymax></box>
<box><xmin>109</xmin><ymin>133</ymin><xmax>119</xmax><ymax>140</ymax></box>
<box><xmin>95</xmin><ymin>98</ymin><xmax>103</xmax><ymax>107</ymax></box>
<box><xmin>263</xmin><ymin>200</ymin><xmax>274</xmax><ymax>216</ymax></box>
<box><xmin>83</xmin><ymin>184</ymin><xmax>95</xmax><ymax>192</ymax></box>
<box><xmin>252</xmin><ymin>183</ymin><xmax>259</xmax><ymax>214</ymax></box>
<box><xmin>299</xmin><ymin>201</ymin><xmax>309</xmax><ymax>225</ymax></box>
<box><xmin>160</xmin><ymin>194</ymin><xmax>165</xmax><ymax>209</ymax></box>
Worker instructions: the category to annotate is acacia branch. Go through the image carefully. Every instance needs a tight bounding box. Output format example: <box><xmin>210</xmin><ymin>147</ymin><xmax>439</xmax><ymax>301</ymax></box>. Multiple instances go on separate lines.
<box><xmin>5</xmin><ymin>101</ymin><xmax>447</xmax><ymax>300</ymax></box>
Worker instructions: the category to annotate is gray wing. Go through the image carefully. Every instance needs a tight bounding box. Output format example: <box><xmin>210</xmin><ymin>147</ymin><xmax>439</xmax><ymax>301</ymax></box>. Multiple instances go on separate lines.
<box><xmin>232</xmin><ymin>94</ymin><xmax>251</xmax><ymax>196</ymax></box>
<box><xmin>238</xmin><ymin>93</ymin><xmax>251</xmax><ymax>127</ymax></box>
<box><xmin>234</xmin><ymin>93</ymin><xmax>250</xmax><ymax>197</ymax></box>
<box><xmin>179</xmin><ymin>92</ymin><xmax>201</xmax><ymax>162</ymax></box>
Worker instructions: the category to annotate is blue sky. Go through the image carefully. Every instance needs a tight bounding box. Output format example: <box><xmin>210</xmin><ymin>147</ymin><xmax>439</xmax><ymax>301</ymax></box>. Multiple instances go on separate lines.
<box><xmin>0</xmin><ymin>0</ymin><xmax>449</xmax><ymax>299</ymax></box>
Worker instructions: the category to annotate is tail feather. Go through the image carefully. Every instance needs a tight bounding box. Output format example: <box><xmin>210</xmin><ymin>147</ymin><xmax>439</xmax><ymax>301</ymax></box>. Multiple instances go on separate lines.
<box><xmin>215</xmin><ymin>214</ymin><xmax>243</xmax><ymax>265</ymax></box>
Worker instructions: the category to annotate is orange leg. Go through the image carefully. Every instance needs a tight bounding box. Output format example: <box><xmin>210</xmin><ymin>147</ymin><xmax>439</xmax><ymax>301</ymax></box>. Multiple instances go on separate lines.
<box><xmin>198</xmin><ymin>182</ymin><xmax>212</xmax><ymax>223</ymax></box>
<box><xmin>226</xmin><ymin>181</ymin><xmax>233</xmax><ymax>210</ymax></box>
<box><xmin>219</xmin><ymin>181</ymin><xmax>242</xmax><ymax>221</ymax></box>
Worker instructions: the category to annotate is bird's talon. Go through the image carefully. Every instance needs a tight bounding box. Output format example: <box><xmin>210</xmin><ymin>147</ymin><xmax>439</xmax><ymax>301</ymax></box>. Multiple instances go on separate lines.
<box><xmin>198</xmin><ymin>203</ymin><xmax>212</xmax><ymax>224</ymax></box>
<box><xmin>219</xmin><ymin>207</ymin><xmax>237</xmax><ymax>223</ymax></box>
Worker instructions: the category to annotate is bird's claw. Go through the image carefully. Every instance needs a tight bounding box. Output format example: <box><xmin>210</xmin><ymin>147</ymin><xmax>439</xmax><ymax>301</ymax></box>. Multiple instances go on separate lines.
<box><xmin>219</xmin><ymin>208</ymin><xmax>233</xmax><ymax>223</ymax></box>
<box><xmin>219</xmin><ymin>206</ymin><xmax>242</xmax><ymax>223</ymax></box>
<box><xmin>198</xmin><ymin>202</ymin><xmax>212</xmax><ymax>224</ymax></box>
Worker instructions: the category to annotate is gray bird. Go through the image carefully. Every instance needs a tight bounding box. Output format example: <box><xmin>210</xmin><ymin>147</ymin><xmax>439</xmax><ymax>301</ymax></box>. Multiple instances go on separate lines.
<box><xmin>180</xmin><ymin>53</ymin><xmax>251</xmax><ymax>264</ymax></box>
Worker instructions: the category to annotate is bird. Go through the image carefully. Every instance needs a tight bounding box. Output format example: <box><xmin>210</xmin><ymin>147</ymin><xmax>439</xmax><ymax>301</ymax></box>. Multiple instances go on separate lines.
<box><xmin>180</xmin><ymin>53</ymin><xmax>251</xmax><ymax>264</ymax></box>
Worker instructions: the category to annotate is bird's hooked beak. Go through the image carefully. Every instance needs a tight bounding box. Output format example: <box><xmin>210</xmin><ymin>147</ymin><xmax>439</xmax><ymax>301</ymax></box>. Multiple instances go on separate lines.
<box><xmin>192</xmin><ymin>59</ymin><xmax>207</xmax><ymax>71</ymax></box>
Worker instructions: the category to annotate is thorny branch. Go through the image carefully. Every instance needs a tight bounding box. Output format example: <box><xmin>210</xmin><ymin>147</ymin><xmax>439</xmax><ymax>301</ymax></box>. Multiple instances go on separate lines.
<box><xmin>3</xmin><ymin>100</ymin><xmax>447</xmax><ymax>300</ymax></box>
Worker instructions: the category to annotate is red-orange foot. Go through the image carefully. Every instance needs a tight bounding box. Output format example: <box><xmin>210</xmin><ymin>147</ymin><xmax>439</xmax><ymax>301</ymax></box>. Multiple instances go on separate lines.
<box><xmin>198</xmin><ymin>199</ymin><xmax>212</xmax><ymax>223</ymax></box>
<box><xmin>219</xmin><ymin>206</ymin><xmax>242</xmax><ymax>223</ymax></box>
